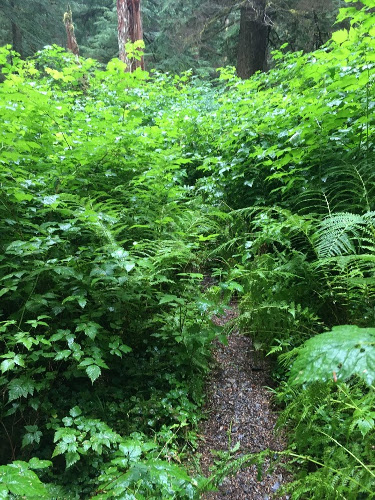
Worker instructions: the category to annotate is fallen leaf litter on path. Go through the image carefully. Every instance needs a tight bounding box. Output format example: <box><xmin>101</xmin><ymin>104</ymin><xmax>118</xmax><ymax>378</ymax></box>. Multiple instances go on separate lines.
<box><xmin>199</xmin><ymin>306</ymin><xmax>291</xmax><ymax>499</ymax></box>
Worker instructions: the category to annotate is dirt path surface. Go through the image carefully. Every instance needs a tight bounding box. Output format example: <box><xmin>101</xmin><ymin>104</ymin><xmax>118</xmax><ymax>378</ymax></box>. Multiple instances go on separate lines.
<box><xmin>199</xmin><ymin>308</ymin><xmax>290</xmax><ymax>499</ymax></box>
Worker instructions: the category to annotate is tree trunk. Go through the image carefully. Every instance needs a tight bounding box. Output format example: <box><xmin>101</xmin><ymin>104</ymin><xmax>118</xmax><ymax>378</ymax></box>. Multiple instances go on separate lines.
<box><xmin>10</xmin><ymin>0</ymin><xmax>23</xmax><ymax>56</ymax></box>
<box><xmin>117</xmin><ymin>0</ymin><xmax>144</xmax><ymax>71</ymax></box>
<box><xmin>237</xmin><ymin>0</ymin><xmax>268</xmax><ymax>79</ymax></box>
<box><xmin>64</xmin><ymin>5</ymin><xmax>79</xmax><ymax>56</ymax></box>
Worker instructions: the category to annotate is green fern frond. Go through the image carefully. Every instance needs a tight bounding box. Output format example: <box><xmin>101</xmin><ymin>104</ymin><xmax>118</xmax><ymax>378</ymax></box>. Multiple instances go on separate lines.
<box><xmin>294</xmin><ymin>160</ymin><xmax>375</xmax><ymax>216</ymax></box>
<box><xmin>316</xmin><ymin>212</ymin><xmax>375</xmax><ymax>258</ymax></box>
<box><xmin>209</xmin><ymin>236</ymin><xmax>247</xmax><ymax>257</ymax></box>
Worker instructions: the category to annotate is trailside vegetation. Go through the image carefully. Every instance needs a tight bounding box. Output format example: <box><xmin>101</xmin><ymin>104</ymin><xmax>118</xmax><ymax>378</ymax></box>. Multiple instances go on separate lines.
<box><xmin>0</xmin><ymin>0</ymin><xmax>374</xmax><ymax>498</ymax></box>
<box><xmin>0</xmin><ymin>47</ymin><xmax>227</xmax><ymax>498</ymax></box>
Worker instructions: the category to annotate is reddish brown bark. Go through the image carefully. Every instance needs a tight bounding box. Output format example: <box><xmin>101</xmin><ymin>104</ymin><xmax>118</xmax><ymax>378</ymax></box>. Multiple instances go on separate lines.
<box><xmin>117</xmin><ymin>0</ymin><xmax>144</xmax><ymax>71</ymax></box>
<box><xmin>64</xmin><ymin>5</ymin><xmax>79</xmax><ymax>56</ymax></box>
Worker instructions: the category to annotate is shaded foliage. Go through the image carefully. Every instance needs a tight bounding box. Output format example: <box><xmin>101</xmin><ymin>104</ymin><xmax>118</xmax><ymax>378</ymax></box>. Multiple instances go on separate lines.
<box><xmin>0</xmin><ymin>1</ymin><xmax>375</xmax><ymax>498</ymax></box>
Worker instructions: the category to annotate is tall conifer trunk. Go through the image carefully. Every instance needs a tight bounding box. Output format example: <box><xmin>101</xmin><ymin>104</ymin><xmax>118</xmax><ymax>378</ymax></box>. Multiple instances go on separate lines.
<box><xmin>237</xmin><ymin>0</ymin><xmax>268</xmax><ymax>79</ymax></box>
<box><xmin>10</xmin><ymin>0</ymin><xmax>22</xmax><ymax>56</ymax></box>
<box><xmin>117</xmin><ymin>0</ymin><xmax>144</xmax><ymax>72</ymax></box>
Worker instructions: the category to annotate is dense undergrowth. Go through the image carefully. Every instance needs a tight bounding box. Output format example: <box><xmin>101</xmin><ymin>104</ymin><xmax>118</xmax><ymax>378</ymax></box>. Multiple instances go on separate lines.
<box><xmin>1</xmin><ymin>0</ymin><xmax>375</xmax><ymax>498</ymax></box>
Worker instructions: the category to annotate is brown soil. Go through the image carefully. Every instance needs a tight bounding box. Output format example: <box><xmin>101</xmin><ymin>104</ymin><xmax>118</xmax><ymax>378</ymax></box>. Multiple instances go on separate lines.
<box><xmin>198</xmin><ymin>306</ymin><xmax>291</xmax><ymax>499</ymax></box>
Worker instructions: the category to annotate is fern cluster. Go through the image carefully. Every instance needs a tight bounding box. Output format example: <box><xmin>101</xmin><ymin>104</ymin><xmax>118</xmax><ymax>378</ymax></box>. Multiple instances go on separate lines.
<box><xmin>200</xmin><ymin>2</ymin><xmax>375</xmax><ymax>497</ymax></box>
<box><xmin>274</xmin><ymin>380</ymin><xmax>375</xmax><ymax>499</ymax></box>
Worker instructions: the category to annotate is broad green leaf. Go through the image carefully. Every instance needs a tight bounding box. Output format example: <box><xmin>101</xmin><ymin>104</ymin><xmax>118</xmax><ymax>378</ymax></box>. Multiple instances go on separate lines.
<box><xmin>159</xmin><ymin>294</ymin><xmax>184</xmax><ymax>305</ymax></box>
<box><xmin>289</xmin><ymin>325</ymin><xmax>375</xmax><ymax>386</ymax></box>
<box><xmin>78</xmin><ymin>357</ymin><xmax>95</xmax><ymax>367</ymax></box>
<box><xmin>50</xmin><ymin>329</ymin><xmax>69</xmax><ymax>342</ymax></box>
<box><xmin>0</xmin><ymin>485</ymin><xmax>8</xmax><ymax>499</ymax></box>
<box><xmin>119</xmin><ymin>344</ymin><xmax>132</xmax><ymax>354</ymax></box>
<box><xmin>52</xmin><ymin>442</ymin><xmax>68</xmax><ymax>458</ymax></box>
<box><xmin>0</xmin><ymin>465</ymin><xmax>49</xmax><ymax>498</ymax></box>
<box><xmin>62</xmin><ymin>417</ymin><xmax>74</xmax><ymax>426</ymax></box>
<box><xmin>356</xmin><ymin>417</ymin><xmax>374</xmax><ymax>437</ymax></box>
<box><xmin>76</xmin><ymin>322</ymin><xmax>100</xmax><ymax>340</ymax></box>
<box><xmin>77</xmin><ymin>297</ymin><xmax>87</xmax><ymax>309</ymax></box>
<box><xmin>69</xmin><ymin>406</ymin><xmax>82</xmax><ymax>417</ymax></box>
<box><xmin>332</xmin><ymin>29</ymin><xmax>348</xmax><ymax>44</ymax></box>
<box><xmin>65</xmin><ymin>451</ymin><xmax>80</xmax><ymax>468</ymax></box>
<box><xmin>13</xmin><ymin>191</ymin><xmax>33</xmax><ymax>202</ymax></box>
<box><xmin>54</xmin><ymin>350</ymin><xmax>71</xmax><ymax>360</ymax></box>
<box><xmin>22</xmin><ymin>429</ymin><xmax>42</xmax><ymax>448</ymax></box>
<box><xmin>27</xmin><ymin>458</ymin><xmax>51</xmax><ymax>470</ymax></box>
<box><xmin>124</xmin><ymin>261</ymin><xmax>135</xmax><ymax>272</ymax></box>
<box><xmin>119</xmin><ymin>440</ymin><xmax>143</xmax><ymax>463</ymax></box>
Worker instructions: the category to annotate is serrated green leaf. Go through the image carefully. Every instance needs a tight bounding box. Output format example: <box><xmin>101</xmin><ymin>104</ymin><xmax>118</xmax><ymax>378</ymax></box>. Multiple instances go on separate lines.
<box><xmin>119</xmin><ymin>440</ymin><xmax>142</xmax><ymax>463</ymax></box>
<box><xmin>86</xmin><ymin>364</ymin><xmax>101</xmax><ymax>383</ymax></box>
<box><xmin>1</xmin><ymin>359</ymin><xmax>15</xmax><ymax>373</ymax></box>
<box><xmin>50</xmin><ymin>329</ymin><xmax>69</xmax><ymax>342</ymax></box>
<box><xmin>16</xmin><ymin>335</ymin><xmax>34</xmax><ymax>350</ymax></box>
<box><xmin>0</xmin><ymin>465</ymin><xmax>49</xmax><ymax>498</ymax></box>
<box><xmin>78</xmin><ymin>357</ymin><xmax>95</xmax><ymax>368</ymax></box>
<box><xmin>159</xmin><ymin>294</ymin><xmax>184</xmax><ymax>305</ymax></box>
<box><xmin>65</xmin><ymin>451</ymin><xmax>80</xmax><ymax>468</ymax></box>
<box><xmin>0</xmin><ymin>485</ymin><xmax>8</xmax><ymax>499</ymax></box>
<box><xmin>23</xmin><ymin>432</ymin><xmax>42</xmax><ymax>448</ymax></box>
<box><xmin>54</xmin><ymin>350</ymin><xmax>71</xmax><ymax>360</ymax></box>
<box><xmin>27</xmin><ymin>458</ymin><xmax>51</xmax><ymax>470</ymax></box>
<box><xmin>77</xmin><ymin>297</ymin><xmax>87</xmax><ymax>308</ymax></box>
<box><xmin>119</xmin><ymin>344</ymin><xmax>132</xmax><ymax>353</ymax></box>
<box><xmin>62</xmin><ymin>417</ymin><xmax>74</xmax><ymax>426</ymax></box>
<box><xmin>8</xmin><ymin>378</ymin><xmax>35</xmax><ymax>401</ymax></box>
<box><xmin>76</xmin><ymin>322</ymin><xmax>100</xmax><ymax>340</ymax></box>
<box><xmin>52</xmin><ymin>441</ymin><xmax>68</xmax><ymax>458</ymax></box>
<box><xmin>13</xmin><ymin>355</ymin><xmax>25</xmax><ymax>367</ymax></box>
<box><xmin>356</xmin><ymin>417</ymin><xmax>374</xmax><ymax>437</ymax></box>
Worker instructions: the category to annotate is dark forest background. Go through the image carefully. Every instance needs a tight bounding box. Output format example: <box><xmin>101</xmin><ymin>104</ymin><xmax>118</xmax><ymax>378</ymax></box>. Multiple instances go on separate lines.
<box><xmin>0</xmin><ymin>0</ymin><xmax>342</xmax><ymax>76</ymax></box>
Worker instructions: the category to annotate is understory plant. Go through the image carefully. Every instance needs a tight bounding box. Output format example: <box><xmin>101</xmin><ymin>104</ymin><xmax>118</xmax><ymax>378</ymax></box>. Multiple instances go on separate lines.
<box><xmin>0</xmin><ymin>44</ymin><xmax>225</xmax><ymax>497</ymax></box>
<box><xmin>200</xmin><ymin>1</ymin><xmax>375</xmax><ymax>497</ymax></box>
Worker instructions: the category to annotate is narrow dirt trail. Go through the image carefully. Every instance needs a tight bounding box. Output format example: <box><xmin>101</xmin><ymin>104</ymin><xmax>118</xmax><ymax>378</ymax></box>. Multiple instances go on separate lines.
<box><xmin>199</xmin><ymin>308</ymin><xmax>290</xmax><ymax>499</ymax></box>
